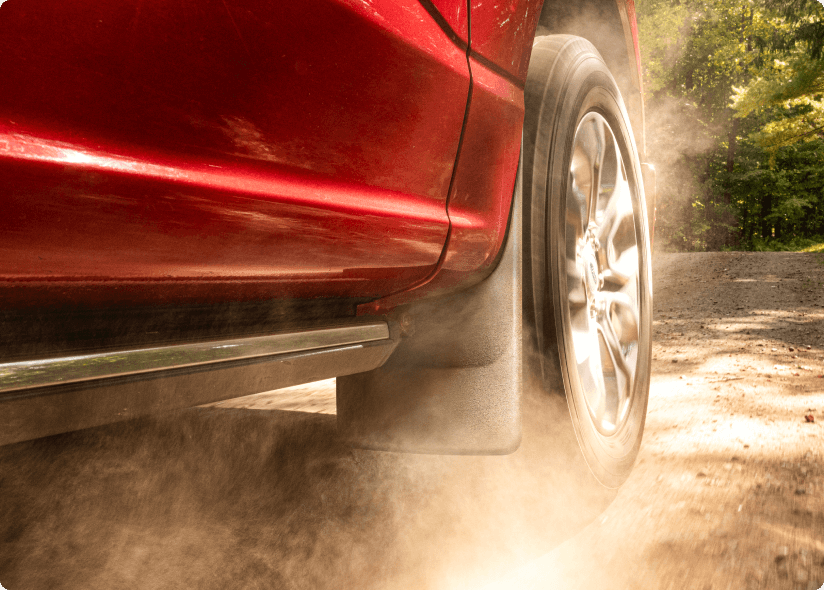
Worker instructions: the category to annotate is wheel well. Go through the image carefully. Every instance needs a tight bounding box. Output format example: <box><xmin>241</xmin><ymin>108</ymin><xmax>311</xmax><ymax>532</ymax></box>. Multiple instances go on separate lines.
<box><xmin>536</xmin><ymin>0</ymin><xmax>645</xmax><ymax>158</ymax></box>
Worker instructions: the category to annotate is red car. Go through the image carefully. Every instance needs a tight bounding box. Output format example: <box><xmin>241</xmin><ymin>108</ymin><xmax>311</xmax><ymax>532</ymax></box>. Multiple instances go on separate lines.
<box><xmin>0</xmin><ymin>0</ymin><xmax>653</xmax><ymax>491</ymax></box>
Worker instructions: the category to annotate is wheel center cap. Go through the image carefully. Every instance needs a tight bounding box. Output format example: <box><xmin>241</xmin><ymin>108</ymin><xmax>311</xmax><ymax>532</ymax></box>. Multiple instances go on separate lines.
<box><xmin>586</xmin><ymin>257</ymin><xmax>599</xmax><ymax>293</ymax></box>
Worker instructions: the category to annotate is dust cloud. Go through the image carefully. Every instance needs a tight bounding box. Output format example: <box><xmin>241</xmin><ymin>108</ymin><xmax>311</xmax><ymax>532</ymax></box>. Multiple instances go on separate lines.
<box><xmin>644</xmin><ymin>95</ymin><xmax>721</xmax><ymax>244</ymax></box>
<box><xmin>0</xmin><ymin>363</ymin><xmax>613</xmax><ymax>590</ymax></box>
<box><xmin>5</xmin><ymin>251</ymin><xmax>824</xmax><ymax>589</ymax></box>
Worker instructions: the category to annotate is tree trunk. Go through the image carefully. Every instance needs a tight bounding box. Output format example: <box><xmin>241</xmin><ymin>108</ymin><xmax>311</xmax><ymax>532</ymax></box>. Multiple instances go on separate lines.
<box><xmin>761</xmin><ymin>192</ymin><xmax>772</xmax><ymax>240</ymax></box>
<box><xmin>726</xmin><ymin>118</ymin><xmax>738</xmax><ymax>175</ymax></box>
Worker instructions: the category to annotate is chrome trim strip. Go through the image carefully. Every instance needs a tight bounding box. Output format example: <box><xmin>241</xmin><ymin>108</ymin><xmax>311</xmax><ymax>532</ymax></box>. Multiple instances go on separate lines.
<box><xmin>0</xmin><ymin>322</ymin><xmax>389</xmax><ymax>394</ymax></box>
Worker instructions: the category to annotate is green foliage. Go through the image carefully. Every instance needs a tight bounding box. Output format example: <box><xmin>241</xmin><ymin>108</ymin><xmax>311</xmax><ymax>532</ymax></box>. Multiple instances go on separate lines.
<box><xmin>733</xmin><ymin>42</ymin><xmax>824</xmax><ymax>151</ymax></box>
<box><xmin>723</xmin><ymin>138</ymin><xmax>824</xmax><ymax>248</ymax></box>
<box><xmin>744</xmin><ymin>235</ymin><xmax>824</xmax><ymax>251</ymax></box>
<box><xmin>733</xmin><ymin>0</ymin><xmax>824</xmax><ymax>150</ymax></box>
<box><xmin>755</xmin><ymin>0</ymin><xmax>824</xmax><ymax>60</ymax></box>
<box><xmin>637</xmin><ymin>0</ymin><xmax>824</xmax><ymax>252</ymax></box>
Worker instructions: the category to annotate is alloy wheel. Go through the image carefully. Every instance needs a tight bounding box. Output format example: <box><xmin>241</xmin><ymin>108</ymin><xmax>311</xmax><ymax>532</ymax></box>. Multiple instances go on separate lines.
<box><xmin>565</xmin><ymin>111</ymin><xmax>640</xmax><ymax>436</ymax></box>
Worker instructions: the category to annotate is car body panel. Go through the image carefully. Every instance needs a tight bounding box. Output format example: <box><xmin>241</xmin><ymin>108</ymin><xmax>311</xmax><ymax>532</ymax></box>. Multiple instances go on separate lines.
<box><xmin>469</xmin><ymin>0</ymin><xmax>544</xmax><ymax>81</ymax></box>
<box><xmin>360</xmin><ymin>56</ymin><xmax>524</xmax><ymax>313</ymax></box>
<box><xmin>0</xmin><ymin>135</ymin><xmax>450</xmax><ymax>307</ymax></box>
<box><xmin>427</xmin><ymin>0</ymin><xmax>469</xmax><ymax>42</ymax></box>
<box><xmin>441</xmin><ymin>56</ymin><xmax>524</xmax><ymax>276</ymax></box>
<box><xmin>0</xmin><ymin>0</ymin><xmax>470</xmax><ymax>304</ymax></box>
<box><xmin>0</xmin><ymin>0</ymin><xmax>644</xmax><ymax>313</ymax></box>
<box><xmin>622</xmin><ymin>0</ymin><xmax>643</xmax><ymax>89</ymax></box>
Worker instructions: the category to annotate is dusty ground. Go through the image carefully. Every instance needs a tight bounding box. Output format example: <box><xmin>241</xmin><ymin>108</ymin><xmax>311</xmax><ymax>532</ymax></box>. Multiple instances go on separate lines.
<box><xmin>490</xmin><ymin>251</ymin><xmax>824</xmax><ymax>590</ymax></box>
<box><xmin>1</xmin><ymin>252</ymin><xmax>823</xmax><ymax>589</ymax></box>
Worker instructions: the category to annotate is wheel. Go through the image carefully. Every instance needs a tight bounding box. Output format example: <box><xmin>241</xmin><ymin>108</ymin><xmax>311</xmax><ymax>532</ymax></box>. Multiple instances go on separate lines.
<box><xmin>523</xmin><ymin>35</ymin><xmax>653</xmax><ymax>488</ymax></box>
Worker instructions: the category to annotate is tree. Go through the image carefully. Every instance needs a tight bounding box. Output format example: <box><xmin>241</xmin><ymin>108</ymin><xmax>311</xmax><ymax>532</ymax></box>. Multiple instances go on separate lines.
<box><xmin>732</xmin><ymin>0</ymin><xmax>824</xmax><ymax>151</ymax></box>
<box><xmin>637</xmin><ymin>0</ymin><xmax>824</xmax><ymax>251</ymax></box>
<box><xmin>637</xmin><ymin>0</ymin><xmax>764</xmax><ymax>250</ymax></box>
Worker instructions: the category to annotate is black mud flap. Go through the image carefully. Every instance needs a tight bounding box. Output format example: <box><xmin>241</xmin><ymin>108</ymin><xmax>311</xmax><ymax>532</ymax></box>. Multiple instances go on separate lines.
<box><xmin>337</xmin><ymin>160</ymin><xmax>523</xmax><ymax>455</ymax></box>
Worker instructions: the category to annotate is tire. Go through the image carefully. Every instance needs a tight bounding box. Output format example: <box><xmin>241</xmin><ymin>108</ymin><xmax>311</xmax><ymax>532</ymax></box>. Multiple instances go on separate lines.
<box><xmin>523</xmin><ymin>35</ymin><xmax>653</xmax><ymax>489</ymax></box>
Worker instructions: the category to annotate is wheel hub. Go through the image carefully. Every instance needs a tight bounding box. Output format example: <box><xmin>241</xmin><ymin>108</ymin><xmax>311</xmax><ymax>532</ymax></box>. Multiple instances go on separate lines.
<box><xmin>579</xmin><ymin>229</ymin><xmax>603</xmax><ymax>315</ymax></box>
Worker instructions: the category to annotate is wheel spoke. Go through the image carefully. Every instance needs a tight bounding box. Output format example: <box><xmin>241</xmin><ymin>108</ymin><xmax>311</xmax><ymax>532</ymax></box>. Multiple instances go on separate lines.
<box><xmin>604</xmin><ymin>243</ymin><xmax>639</xmax><ymax>286</ymax></box>
<box><xmin>570</xmin><ymin>115</ymin><xmax>607</xmax><ymax>231</ymax></box>
<box><xmin>567</xmin><ymin>168</ymin><xmax>588</xmax><ymax>240</ymax></box>
<box><xmin>602</xmin><ymin>291</ymin><xmax>640</xmax><ymax>343</ymax></box>
<box><xmin>592</xmin><ymin>126</ymin><xmax>621</xmax><ymax>228</ymax></box>
<box><xmin>596</xmin><ymin>172</ymin><xmax>629</xmax><ymax>239</ymax></box>
<box><xmin>573</xmin><ymin>320</ymin><xmax>607</xmax><ymax>419</ymax></box>
<box><xmin>567</xmin><ymin>247</ymin><xmax>588</xmax><ymax>310</ymax></box>
<box><xmin>596</xmin><ymin>292</ymin><xmax>638</xmax><ymax>406</ymax></box>
<box><xmin>598</xmin><ymin>174</ymin><xmax>637</xmax><ymax>286</ymax></box>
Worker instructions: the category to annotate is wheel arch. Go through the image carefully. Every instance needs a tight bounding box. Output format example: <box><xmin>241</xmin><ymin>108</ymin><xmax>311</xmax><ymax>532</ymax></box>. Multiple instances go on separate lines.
<box><xmin>535</xmin><ymin>0</ymin><xmax>645</xmax><ymax>161</ymax></box>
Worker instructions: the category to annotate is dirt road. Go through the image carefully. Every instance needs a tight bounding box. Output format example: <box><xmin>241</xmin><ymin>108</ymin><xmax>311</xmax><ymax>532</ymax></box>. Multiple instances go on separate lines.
<box><xmin>1</xmin><ymin>252</ymin><xmax>823</xmax><ymax>590</ymax></box>
<box><xmin>493</xmin><ymin>252</ymin><xmax>824</xmax><ymax>589</ymax></box>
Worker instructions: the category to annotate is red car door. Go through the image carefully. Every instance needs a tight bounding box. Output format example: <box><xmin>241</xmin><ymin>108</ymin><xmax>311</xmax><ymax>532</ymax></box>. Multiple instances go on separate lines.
<box><xmin>0</xmin><ymin>0</ymin><xmax>469</xmax><ymax>307</ymax></box>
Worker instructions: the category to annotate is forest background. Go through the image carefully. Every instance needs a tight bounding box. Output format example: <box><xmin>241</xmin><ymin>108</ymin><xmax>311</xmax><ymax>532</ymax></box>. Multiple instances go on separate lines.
<box><xmin>637</xmin><ymin>0</ymin><xmax>824</xmax><ymax>251</ymax></box>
